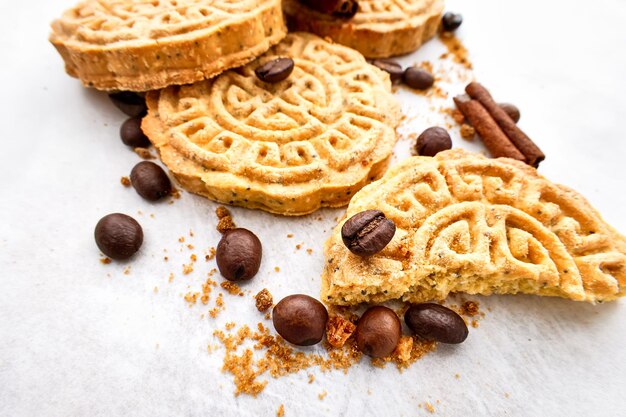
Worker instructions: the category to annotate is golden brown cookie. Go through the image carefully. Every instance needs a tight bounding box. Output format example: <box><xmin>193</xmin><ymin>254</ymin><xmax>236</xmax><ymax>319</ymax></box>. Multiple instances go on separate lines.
<box><xmin>143</xmin><ymin>33</ymin><xmax>401</xmax><ymax>215</ymax></box>
<box><xmin>49</xmin><ymin>0</ymin><xmax>286</xmax><ymax>91</ymax></box>
<box><xmin>282</xmin><ymin>0</ymin><xmax>443</xmax><ymax>58</ymax></box>
<box><xmin>322</xmin><ymin>149</ymin><xmax>626</xmax><ymax>304</ymax></box>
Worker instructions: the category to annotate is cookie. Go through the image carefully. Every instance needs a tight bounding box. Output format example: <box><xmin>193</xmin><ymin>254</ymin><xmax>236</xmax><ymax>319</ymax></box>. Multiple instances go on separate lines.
<box><xmin>282</xmin><ymin>0</ymin><xmax>443</xmax><ymax>58</ymax></box>
<box><xmin>49</xmin><ymin>0</ymin><xmax>286</xmax><ymax>91</ymax></box>
<box><xmin>142</xmin><ymin>33</ymin><xmax>401</xmax><ymax>215</ymax></box>
<box><xmin>322</xmin><ymin>149</ymin><xmax>626</xmax><ymax>304</ymax></box>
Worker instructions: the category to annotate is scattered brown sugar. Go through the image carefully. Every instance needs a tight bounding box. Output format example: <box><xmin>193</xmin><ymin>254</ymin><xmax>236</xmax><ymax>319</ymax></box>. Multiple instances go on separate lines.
<box><xmin>120</xmin><ymin>176</ymin><xmax>131</xmax><ymax>187</ymax></box>
<box><xmin>134</xmin><ymin>147</ymin><xmax>155</xmax><ymax>160</ymax></box>
<box><xmin>221</xmin><ymin>281</ymin><xmax>243</xmax><ymax>296</ymax></box>
<box><xmin>255</xmin><ymin>289</ymin><xmax>273</xmax><ymax>312</ymax></box>
<box><xmin>461</xmin><ymin>300</ymin><xmax>480</xmax><ymax>317</ymax></box>
<box><xmin>325</xmin><ymin>316</ymin><xmax>356</xmax><ymax>348</ymax></box>
<box><xmin>209</xmin><ymin>294</ymin><xmax>225</xmax><ymax>318</ymax></box>
<box><xmin>184</xmin><ymin>292</ymin><xmax>198</xmax><ymax>305</ymax></box>
<box><xmin>438</xmin><ymin>32</ymin><xmax>473</xmax><ymax>69</ymax></box>
<box><xmin>184</xmin><ymin>277</ymin><xmax>216</xmax><ymax>306</ymax></box>
<box><xmin>318</xmin><ymin>390</ymin><xmax>327</xmax><ymax>400</ymax></box>
<box><xmin>460</xmin><ymin>124</ymin><xmax>476</xmax><ymax>140</ymax></box>
<box><xmin>182</xmin><ymin>263</ymin><xmax>194</xmax><ymax>275</ymax></box>
<box><xmin>276</xmin><ymin>404</ymin><xmax>284</xmax><ymax>417</ymax></box>
<box><xmin>206</xmin><ymin>247</ymin><xmax>216</xmax><ymax>261</ymax></box>
<box><xmin>99</xmin><ymin>257</ymin><xmax>111</xmax><ymax>264</ymax></box>
<box><xmin>225</xmin><ymin>322</ymin><xmax>236</xmax><ymax>330</ymax></box>
<box><xmin>216</xmin><ymin>206</ymin><xmax>236</xmax><ymax>233</ymax></box>
<box><xmin>371</xmin><ymin>335</ymin><xmax>437</xmax><ymax>370</ymax></box>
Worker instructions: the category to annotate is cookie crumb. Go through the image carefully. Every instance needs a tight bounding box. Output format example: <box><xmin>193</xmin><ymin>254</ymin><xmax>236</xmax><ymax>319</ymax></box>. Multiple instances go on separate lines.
<box><xmin>308</xmin><ymin>374</ymin><xmax>315</xmax><ymax>384</ymax></box>
<box><xmin>276</xmin><ymin>404</ymin><xmax>284</xmax><ymax>417</ymax></box>
<box><xmin>461</xmin><ymin>300</ymin><xmax>479</xmax><ymax>317</ymax></box>
<box><xmin>460</xmin><ymin>124</ymin><xmax>475</xmax><ymax>140</ymax></box>
<box><xmin>220</xmin><ymin>281</ymin><xmax>242</xmax><ymax>295</ymax></box>
<box><xmin>287</xmin><ymin>234</ymin><xmax>294</xmax><ymax>238</ymax></box>
<box><xmin>306</xmin><ymin>248</ymin><xmax>313</xmax><ymax>255</ymax></box>
<box><xmin>134</xmin><ymin>147</ymin><xmax>155</xmax><ymax>160</ymax></box>
<box><xmin>206</xmin><ymin>247</ymin><xmax>216</xmax><ymax>261</ymax></box>
<box><xmin>123</xmin><ymin>266</ymin><xmax>131</xmax><ymax>275</ymax></box>
<box><xmin>325</xmin><ymin>316</ymin><xmax>356</xmax><ymax>348</ymax></box>
<box><xmin>182</xmin><ymin>263</ymin><xmax>194</xmax><ymax>275</ymax></box>
<box><xmin>120</xmin><ymin>176</ymin><xmax>131</xmax><ymax>187</ymax></box>
<box><xmin>255</xmin><ymin>289</ymin><xmax>273</xmax><ymax>312</ymax></box>
<box><xmin>274</xmin><ymin>266</ymin><xmax>280</xmax><ymax>272</ymax></box>
<box><xmin>318</xmin><ymin>390</ymin><xmax>327</xmax><ymax>400</ymax></box>
<box><xmin>100</xmin><ymin>257</ymin><xmax>111</xmax><ymax>264</ymax></box>
<box><xmin>216</xmin><ymin>206</ymin><xmax>236</xmax><ymax>233</ymax></box>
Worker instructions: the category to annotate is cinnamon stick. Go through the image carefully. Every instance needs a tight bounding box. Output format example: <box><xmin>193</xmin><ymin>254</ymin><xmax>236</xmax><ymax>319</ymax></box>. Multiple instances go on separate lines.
<box><xmin>466</xmin><ymin>82</ymin><xmax>545</xmax><ymax>167</ymax></box>
<box><xmin>300</xmin><ymin>0</ymin><xmax>359</xmax><ymax>18</ymax></box>
<box><xmin>454</xmin><ymin>95</ymin><xmax>526</xmax><ymax>162</ymax></box>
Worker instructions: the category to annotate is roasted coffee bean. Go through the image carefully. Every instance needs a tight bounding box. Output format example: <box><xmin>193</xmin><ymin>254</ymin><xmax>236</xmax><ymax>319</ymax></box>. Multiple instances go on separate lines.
<box><xmin>108</xmin><ymin>92</ymin><xmax>147</xmax><ymax>118</ymax></box>
<box><xmin>272</xmin><ymin>294</ymin><xmax>328</xmax><ymax>346</ymax></box>
<box><xmin>216</xmin><ymin>228</ymin><xmax>262</xmax><ymax>281</ymax></box>
<box><xmin>415</xmin><ymin>127</ymin><xmax>452</xmax><ymax>156</ymax></box>
<box><xmin>130</xmin><ymin>161</ymin><xmax>171</xmax><ymax>201</ymax></box>
<box><xmin>442</xmin><ymin>12</ymin><xmax>463</xmax><ymax>32</ymax></box>
<box><xmin>255</xmin><ymin>58</ymin><xmax>294</xmax><ymax>83</ymax></box>
<box><xmin>341</xmin><ymin>210</ymin><xmax>396</xmax><ymax>256</ymax></box>
<box><xmin>355</xmin><ymin>306</ymin><xmax>401</xmax><ymax>358</ymax></box>
<box><xmin>404</xmin><ymin>303</ymin><xmax>468</xmax><ymax>344</ymax></box>
<box><xmin>499</xmin><ymin>102</ymin><xmax>521</xmax><ymax>123</ymax></box>
<box><xmin>94</xmin><ymin>213</ymin><xmax>143</xmax><ymax>260</ymax></box>
<box><xmin>120</xmin><ymin>118</ymin><xmax>151</xmax><ymax>148</ymax></box>
<box><xmin>403</xmin><ymin>66</ymin><xmax>434</xmax><ymax>90</ymax></box>
<box><xmin>370</xmin><ymin>59</ymin><xmax>403</xmax><ymax>83</ymax></box>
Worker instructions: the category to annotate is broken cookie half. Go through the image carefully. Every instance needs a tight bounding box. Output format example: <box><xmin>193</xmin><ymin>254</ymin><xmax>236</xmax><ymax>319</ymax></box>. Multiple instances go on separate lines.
<box><xmin>322</xmin><ymin>149</ymin><xmax>626</xmax><ymax>305</ymax></box>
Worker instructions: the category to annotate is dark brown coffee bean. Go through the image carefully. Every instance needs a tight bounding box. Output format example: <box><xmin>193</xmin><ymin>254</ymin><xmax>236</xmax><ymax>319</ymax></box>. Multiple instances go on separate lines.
<box><xmin>405</xmin><ymin>303</ymin><xmax>468</xmax><ymax>344</ymax></box>
<box><xmin>216</xmin><ymin>228</ymin><xmax>262</xmax><ymax>281</ymax></box>
<box><xmin>370</xmin><ymin>59</ymin><xmax>403</xmax><ymax>83</ymax></box>
<box><xmin>442</xmin><ymin>12</ymin><xmax>463</xmax><ymax>31</ymax></box>
<box><xmin>255</xmin><ymin>58</ymin><xmax>294</xmax><ymax>83</ymax></box>
<box><xmin>334</xmin><ymin>0</ymin><xmax>358</xmax><ymax>18</ymax></box>
<box><xmin>120</xmin><ymin>118</ymin><xmax>151</xmax><ymax>148</ymax></box>
<box><xmin>108</xmin><ymin>92</ymin><xmax>147</xmax><ymax>118</ymax></box>
<box><xmin>499</xmin><ymin>102</ymin><xmax>521</xmax><ymax>123</ymax></box>
<box><xmin>355</xmin><ymin>306</ymin><xmax>401</xmax><ymax>358</ymax></box>
<box><xmin>341</xmin><ymin>210</ymin><xmax>396</xmax><ymax>256</ymax></box>
<box><xmin>416</xmin><ymin>127</ymin><xmax>452</xmax><ymax>156</ymax></box>
<box><xmin>130</xmin><ymin>161</ymin><xmax>171</xmax><ymax>201</ymax></box>
<box><xmin>94</xmin><ymin>213</ymin><xmax>143</xmax><ymax>260</ymax></box>
<box><xmin>403</xmin><ymin>67</ymin><xmax>434</xmax><ymax>90</ymax></box>
<box><xmin>272</xmin><ymin>294</ymin><xmax>328</xmax><ymax>346</ymax></box>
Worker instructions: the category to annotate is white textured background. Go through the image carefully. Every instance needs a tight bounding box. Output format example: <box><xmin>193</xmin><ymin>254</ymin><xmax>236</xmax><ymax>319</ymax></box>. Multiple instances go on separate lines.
<box><xmin>1</xmin><ymin>0</ymin><xmax>625</xmax><ymax>416</ymax></box>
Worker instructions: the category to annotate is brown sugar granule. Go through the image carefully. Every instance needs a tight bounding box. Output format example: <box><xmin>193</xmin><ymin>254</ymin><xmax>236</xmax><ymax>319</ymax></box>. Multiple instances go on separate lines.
<box><xmin>190</xmin><ymin>254</ymin><xmax>197</xmax><ymax>262</ymax></box>
<box><xmin>308</xmin><ymin>374</ymin><xmax>315</xmax><ymax>384</ymax></box>
<box><xmin>371</xmin><ymin>335</ymin><xmax>436</xmax><ymax>370</ymax></box>
<box><xmin>170</xmin><ymin>187</ymin><xmax>181</xmax><ymax>200</ymax></box>
<box><xmin>455</xmin><ymin>373</ymin><xmax>460</xmax><ymax>379</ymax></box>
<box><xmin>325</xmin><ymin>316</ymin><xmax>356</xmax><ymax>348</ymax></box>
<box><xmin>221</xmin><ymin>281</ymin><xmax>242</xmax><ymax>296</ymax></box>
<box><xmin>189</xmin><ymin>229</ymin><xmax>194</xmax><ymax>237</ymax></box>
<box><xmin>216</xmin><ymin>206</ymin><xmax>236</xmax><ymax>233</ymax></box>
<box><xmin>295</xmin><ymin>244</ymin><xmax>302</xmax><ymax>250</ymax></box>
<box><xmin>274</xmin><ymin>266</ymin><xmax>280</xmax><ymax>272</ymax></box>
<box><xmin>306</xmin><ymin>248</ymin><xmax>313</xmax><ymax>255</ymax></box>
<box><xmin>184</xmin><ymin>292</ymin><xmax>198</xmax><ymax>305</ymax></box>
<box><xmin>393</xmin><ymin>336</ymin><xmax>414</xmax><ymax>363</ymax></box>
<box><xmin>120</xmin><ymin>176</ymin><xmax>131</xmax><ymax>187</ymax></box>
<box><xmin>264</xmin><ymin>312</ymin><xmax>271</xmax><ymax>320</ymax></box>
<box><xmin>100</xmin><ymin>257</ymin><xmax>111</xmax><ymax>264</ymax></box>
<box><xmin>277</xmin><ymin>404</ymin><xmax>284</xmax><ymax>417</ymax></box>
<box><xmin>123</xmin><ymin>266</ymin><xmax>131</xmax><ymax>275</ymax></box>
<box><xmin>318</xmin><ymin>390</ymin><xmax>327</xmax><ymax>400</ymax></box>
<box><xmin>461</xmin><ymin>300</ymin><xmax>480</xmax><ymax>317</ymax></box>
<box><xmin>460</xmin><ymin>124</ymin><xmax>476</xmax><ymax>140</ymax></box>
<box><xmin>206</xmin><ymin>247</ymin><xmax>216</xmax><ymax>261</ymax></box>
<box><xmin>424</xmin><ymin>402</ymin><xmax>435</xmax><ymax>414</ymax></box>
<box><xmin>182</xmin><ymin>263</ymin><xmax>194</xmax><ymax>275</ymax></box>
<box><xmin>209</xmin><ymin>294</ymin><xmax>225</xmax><ymax>318</ymax></box>
<box><xmin>471</xmin><ymin>320</ymin><xmax>479</xmax><ymax>328</ymax></box>
<box><xmin>287</xmin><ymin>234</ymin><xmax>294</xmax><ymax>238</ymax></box>
<box><xmin>225</xmin><ymin>322</ymin><xmax>236</xmax><ymax>330</ymax></box>
<box><xmin>164</xmin><ymin>256</ymin><xmax>169</xmax><ymax>262</ymax></box>
<box><xmin>178</xmin><ymin>236</ymin><xmax>185</xmax><ymax>243</ymax></box>
<box><xmin>255</xmin><ymin>289</ymin><xmax>273</xmax><ymax>312</ymax></box>
<box><xmin>153</xmin><ymin>286</ymin><xmax>158</xmax><ymax>294</ymax></box>
<box><xmin>168</xmin><ymin>272</ymin><xmax>174</xmax><ymax>283</ymax></box>
<box><xmin>134</xmin><ymin>147</ymin><xmax>155</xmax><ymax>159</ymax></box>
<box><xmin>187</xmin><ymin>244</ymin><xmax>195</xmax><ymax>250</ymax></box>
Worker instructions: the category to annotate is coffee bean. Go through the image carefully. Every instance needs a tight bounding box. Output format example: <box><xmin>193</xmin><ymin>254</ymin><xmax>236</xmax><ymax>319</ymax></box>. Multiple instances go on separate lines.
<box><xmin>130</xmin><ymin>161</ymin><xmax>171</xmax><ymax>201</ymax></box>
<box><xmin>108</xmin><ymin>92</ymin><xmax>147</xmax><ymax>118</ymax></box>
<box><xmin>370</xmin><ymin>59</ymin><xmax>403</xmax><ymax>83</ymax></box>
<box><xmin>403</xmin><ymin>67</ymin><xmax>434</xmax><ymax>90</ymax></box>
<box><xmin>442</xmin><ymin>12</ymin><xmax>463</xmax><ymax>32</ymax></box>
<box><xmin>355</xmin><ymin>306</ymin><xmax>401</xmax><ymax>358</ymax></box>
<box><xmin>255</xmin><ymin>58</ymin><xmax>294</xmax><ymax>83</ymax></box>
<box><xmin>499</xmin><ymin>102</ymin><xmax>521</xmax><ymax>123</ymax></box>
<box><xmin>341</xmin><ymin>210</ymin><xmax>396</xmax><ymax>256</ymax></box>
<box><xmin>94</xmin><ymin>213</ymin><xmax>143</xmax><ymax>260</ymax></box>
<box><xmin>216</xmin><ymin>228</ymin><xmax>262</xmax><ymax>281</ymax></box>
<box><xmin>272</xmin><ymin>294</ymin><xmax>328</xmax><ymax>346</ymax></box>
<box><xmin>416</xmin><ymin>127</ymin><xmax>452</xmax><ymax>156</ymax></box>
<box><xmin>404</xmin><ymin>303</ymin><xmax>468</xmax><ymax>344</ymax></box>
<box><xmin>120</xmin><ymin>118</ymin><xmax>151</xmax><ymax>148</ymax></box>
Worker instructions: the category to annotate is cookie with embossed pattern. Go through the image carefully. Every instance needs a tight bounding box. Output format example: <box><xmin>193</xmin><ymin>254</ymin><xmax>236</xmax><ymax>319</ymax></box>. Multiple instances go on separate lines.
<box><xmin>49</xmin><ymin>0</ymin><xmax>286</xmax><ymax>91</ymax></box>
<box><xmin>142</xmin><ymin>33</ymin><xmax>401</xmax><ymax>215</ymax></box>
<box><xmin>322</xmin><ymin>149</ymin><xmax>626</xmax><ymax>304</ymax></box>
<box><xmin>283</xmin><ymin>0</ymin><xmax>443</xmax><ymax>58</ymax></box>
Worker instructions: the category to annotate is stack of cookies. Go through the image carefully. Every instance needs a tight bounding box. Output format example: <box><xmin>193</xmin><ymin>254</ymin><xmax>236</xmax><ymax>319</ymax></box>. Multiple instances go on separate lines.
<box><xmin>50</xmin><ymin>1</ymin><xmax>626</xmax><ymax>308</ymax></box>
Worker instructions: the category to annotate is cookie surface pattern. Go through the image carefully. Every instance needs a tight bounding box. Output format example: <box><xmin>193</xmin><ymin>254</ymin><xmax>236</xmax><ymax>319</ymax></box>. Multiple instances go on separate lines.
<box><xmin>143</xmin><ymin>33</ymin><xmax>401</xmax><ymax>215</ymax></box>
<box><xmin>50</xmin><ymin>0</ymin><xmax>286</xmax><ymax>91</ymax></box>
<box><xmin>322</xmin><ymin>149</ymin><xmax>626</xmax><ymax>304</ymax></box>
<box><xmin>283</xmin><ymin>0</ymin><xmax>443</xmax><ymax>58</ymax></box>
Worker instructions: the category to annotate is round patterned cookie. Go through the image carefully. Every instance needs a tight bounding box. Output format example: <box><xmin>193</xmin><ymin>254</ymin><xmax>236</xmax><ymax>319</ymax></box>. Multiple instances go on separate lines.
<box><xmin>322</xmin><ymin>149</ymin><xmax>626</xmax><ymax>304</ymax></box>
<box><xmin>49</xmin><ymin>0</ymin><xmax>286</xmax><ymax>91</ymax></box>
<box><xmin>142</xmin><ymin>33</ymin><xmax>402</xmax><ymax>215</ymax></box>
<box><xmin>282</xmin><ymin>0</ymin><xmax>444</xmax><ymax>58</ymax></box>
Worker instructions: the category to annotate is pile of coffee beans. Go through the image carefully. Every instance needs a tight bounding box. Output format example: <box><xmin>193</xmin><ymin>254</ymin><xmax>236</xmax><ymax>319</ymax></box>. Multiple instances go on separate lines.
<box><xmin>371</xmin><ymin>59</ymin><xmax>435</xmax><ymax>91</ymax></box>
